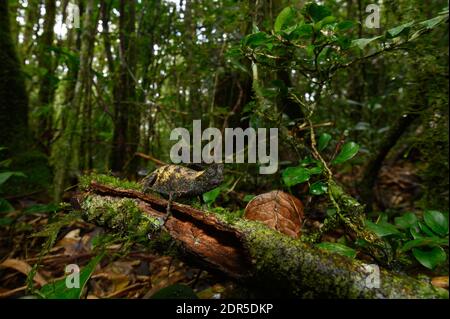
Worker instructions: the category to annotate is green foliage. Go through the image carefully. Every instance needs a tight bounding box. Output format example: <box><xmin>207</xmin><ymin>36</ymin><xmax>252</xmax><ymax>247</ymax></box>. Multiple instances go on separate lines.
<box><xmin>38</xmin><ymin>254</ymin><xmax>104</xmax><ymax>299</ymax></box>
<box><xmin>331</xmin><ymin>142</ymin><xmax>360</xmax><ymax>165</ymax></box>
<box><xmin>366</xmin><ymin>210</ymin><xmax>449</xmax><ymax>270</ymax></box>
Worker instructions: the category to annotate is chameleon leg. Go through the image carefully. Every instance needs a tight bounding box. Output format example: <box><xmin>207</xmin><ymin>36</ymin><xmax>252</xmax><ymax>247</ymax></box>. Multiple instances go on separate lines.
<box><xmin>161</xmin><ymin>193</ymin><xmax>173</xmax><ymax>227</ymax></box>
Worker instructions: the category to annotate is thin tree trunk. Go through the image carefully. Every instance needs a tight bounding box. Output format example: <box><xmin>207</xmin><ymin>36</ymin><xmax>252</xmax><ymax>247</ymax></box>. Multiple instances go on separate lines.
<box><xmin>53</xmin><ymin>0</ymin><xmax>98</xmax><ymax>202</ymax></box>
<box><xmin>36</xmin><ymin>0</ymin><xmax>57</xmax><ymax>154</ymax></box>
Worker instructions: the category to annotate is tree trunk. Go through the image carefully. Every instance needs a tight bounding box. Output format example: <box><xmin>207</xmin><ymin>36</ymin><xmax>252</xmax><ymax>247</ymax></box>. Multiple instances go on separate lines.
<box><xmin>76</xmin><ymin>178</ymin><xmax>448</xmax><ymax>299</ymax></box>
<box><xmin>0</xmin><ymin>0</ymin><xmax>30</xmax><ymax>154</ymax></box>
<box><xmin>53</xmin><ymin>0</ymin><xmax>98</xmax><ymax>202</ymax></box>
<box><xmin>110</xmin><ymin>0</ymin><xmax>138</xmax><ymax>174</ymax></box>
<box><xmin>36</xmin><ymin>0</ymin><xmax>57</xmax><ymax>153</ymax></box>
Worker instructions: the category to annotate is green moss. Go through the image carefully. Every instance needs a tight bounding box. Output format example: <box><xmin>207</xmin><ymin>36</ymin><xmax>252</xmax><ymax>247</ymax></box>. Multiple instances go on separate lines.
<box><xmin>79</xmin><ymin>173</ymin><xmax>142</xmax><ymax>191</ymax></box>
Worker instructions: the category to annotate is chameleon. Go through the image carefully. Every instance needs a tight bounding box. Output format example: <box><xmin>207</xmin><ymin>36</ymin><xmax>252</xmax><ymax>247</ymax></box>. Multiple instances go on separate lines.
<box><xmin>140</xmin><ymin>163</ymin><xmax>224</xmax><ymax>227</ymax></box>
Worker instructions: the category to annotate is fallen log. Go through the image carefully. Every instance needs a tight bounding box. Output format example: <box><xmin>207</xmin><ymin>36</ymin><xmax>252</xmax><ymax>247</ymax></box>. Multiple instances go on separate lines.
<box><xmin>76</xmin><ymin>176</ymin><xmax>448</xmax><ymax>299</ymax></box>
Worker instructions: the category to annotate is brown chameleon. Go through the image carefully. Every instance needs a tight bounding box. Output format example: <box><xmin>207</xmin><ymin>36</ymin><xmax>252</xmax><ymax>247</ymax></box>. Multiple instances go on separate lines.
<box><xmin>141</xmin><ymin>163</ymin><xmax>224</xmax><ymax>226</ymax></box>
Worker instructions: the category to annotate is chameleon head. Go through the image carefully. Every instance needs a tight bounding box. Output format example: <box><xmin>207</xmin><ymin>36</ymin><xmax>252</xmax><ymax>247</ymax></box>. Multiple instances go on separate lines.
<box><xmin>201</xmin><ymin>163</ymin><xmax>224</xmax><ymax>187</ymax></box>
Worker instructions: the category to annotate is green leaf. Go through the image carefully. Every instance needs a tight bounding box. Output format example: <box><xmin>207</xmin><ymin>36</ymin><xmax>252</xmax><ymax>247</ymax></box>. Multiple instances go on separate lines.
<box><xmin>282</xmin><ymin>166</ymin><xmax>311</xmax><ymax>187</ymax></box>
<box><xmin>289</xmin><ymin>24</ymin><xmax>314</xmax><ymax>40</ymax></box>
<box><xmin>332</xmin><ymin>142</ymin><xmax>360</xmax><ymax>164</ymax></box>
<box><xmin>151</xmin><ymin>284</ymin><xmax>198</xmax><ymax>299</ymax></box>
<box><xmin>394</xmin><ymin>212</ymin><xmax>418</xmax><ymax>229</ymax></box>
<box><xmin>39</xmin><ymin>254</ymin><xmax>104</xmax><ymax>299</ymax></box>
<box><xmin>412</xmin><ymin>247</ymin><xmax>447</xmax><ymax>270</ymax></box>
<box><xmin>244</xmin><ymin>32</ymin><xmax>269</xmax><ymax>48</ymax></box>
<box><xmin>419</xmin><ymin>15</ymin><xmax>447</xmax><ymax>29</ymax></box>
<box><xmin>315</xmin><ymin>16</ymin><xmax>336</xmax><ymax>30</ymax></box>
<box><xmin>243</xmin><ymin>194</ymin><xmax>256</xmax><ymax>202</ymax></box>
<box><xmin>337</xmin><ymin>20</ymin><xmax>354</xmax><ymax>31</ymax></box>
<box><xmin>419</xmin><ymin>221</ymin><xmax>436</xmax><ymax>237</ymax></box>
<box><xmin>386</xmin><ymin>21</ymin><xmax>414</xmax><ymax>38</ymax></box>
<box><xmin>304</xmin><ymin>3</ymin><xmax>332</xmax><ymax>22</ymax></box>
<box><xmin>274</xmin><ymin>7</ymin><xmax>297</xmax><ymax>32</ymax></box>
<box><xmin>401</xmin><ymin>237</ymin><xmax>448</xmax><ymax>252</ymax></box>
<box><xmin>203</xmin><ymin>186</ymin><xmax>223</xmax><ymax>205</ymax></box>
<box><xmin>310</xmin><ymin>181</ymin><xmax>328</xmax><ymax>195</ymax></box>
<box><xmin>318</xmin><ymin>133</ymin><xmax>332</xmax><ymax>151</ymax></box>
<box><xmin>0</xmin><ymin>171</ymin><xmax>26</xmax><ymax>186</ymax></box>
<box><xmin>0</xmin><ymin>198</ymin><xmax>14</xmax><ymax>213</ymax></box>
<box><xmin>351</xmin><ymin>36</ymin><xmax>382</xmax><ymax>50</ymax></box>
<box><xmin>366</xmin><ymin>220</ymin><xmax>401</xmax><ymax>237</ymax></box>
<box><xmin>316</xmin><ymin>242</ymin><xmax>357</xmax><ymax>259</ymax></box>
<box><xmin>410</xmin><ymin>224</ymin><xmax>423</xmax><ymax>239</ymax></box>
<box><xmin>424</xmin><ymin>210</ymin><xmax>449</xmax><ymax>236</ymax></box>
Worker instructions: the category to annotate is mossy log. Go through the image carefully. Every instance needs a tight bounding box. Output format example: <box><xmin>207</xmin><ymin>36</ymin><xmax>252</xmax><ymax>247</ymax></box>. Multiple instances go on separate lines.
<box><xmin>76</xmin><ymin>178</ymin><xmax>448</xmax><ymax>299</ymax></box>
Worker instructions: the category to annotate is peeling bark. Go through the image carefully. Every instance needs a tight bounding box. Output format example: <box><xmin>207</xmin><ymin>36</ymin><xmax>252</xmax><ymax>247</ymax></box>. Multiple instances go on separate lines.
<box><xmin>76</xmin><ymin>178</ymin><xmax>448</xmax><ymax>299</ymax></box>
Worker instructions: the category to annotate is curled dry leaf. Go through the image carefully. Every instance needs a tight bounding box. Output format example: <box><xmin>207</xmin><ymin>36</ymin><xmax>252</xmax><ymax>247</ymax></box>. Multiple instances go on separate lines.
<box><xmin>244</xmin><ymin>190</ymin><xmax>304</xmax><ymax>238</ymax></box>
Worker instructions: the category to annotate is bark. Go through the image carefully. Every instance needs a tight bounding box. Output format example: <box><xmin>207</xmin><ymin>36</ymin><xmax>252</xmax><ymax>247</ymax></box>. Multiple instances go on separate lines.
<box><xmin>53</xmin><ymin>0</ymin><xmax>98</xmax><ymax>202</ymax></box>
<box><xmin>37</xmin><ymin>0</ymin><xmax>57</xmax><ymax>153</ymax></box>
<box><xmin>76</xmin><ymin>177</ymin><xmax>448</xmax><ymax>299</ymax></box>
<box><xmin>110</xmin><ymin>0</ymin><xmax>138</xmax><ymax>174</ymax></box>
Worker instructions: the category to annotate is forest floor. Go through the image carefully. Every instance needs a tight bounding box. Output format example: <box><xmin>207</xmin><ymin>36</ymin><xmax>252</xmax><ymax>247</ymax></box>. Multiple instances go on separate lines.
<box><xmin>0</xmin><ymin>161</ymin><xmax>446</xmax><ymax>298</ymax></box>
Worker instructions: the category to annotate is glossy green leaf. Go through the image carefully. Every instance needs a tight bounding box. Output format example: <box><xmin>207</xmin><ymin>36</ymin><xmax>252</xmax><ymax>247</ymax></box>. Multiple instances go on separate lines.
<box><xmin>386</xmin><ymin>21</ymin><xmax>414</xmax><ymax>38</ymax></box>
<box><xmin>337</xmin><ymin>20</ymin><xmax>354</xmax><ymax>31</ymax></box>
<box><xmin>424</xmin><ymin>210</ymin><xmax>449</xmax><ymax>236</ymax></box>
<box><xmin>309</xmin><ymin>181</ymin><xmax>328</xmax><ymax>195</ymax></box>
<box><xmin>351</xmin><ymin>36</ymin><xmax>382</xmax><ymax>50</ymax></box>
<box><xmin>39</xmin><ymin>254</ymin><xmax>104</xmax><ymax>299</ymax></box>
<box><xmin>24</xmin><ymin>203</ymin><xmax>60</xmax><ymax>214</ymax></box>
<box><xmin>274</xmin><ymin>7</ymin><xmax>297</xmax><ymax>32</ymax></box>
<box><xmin>412</xmin><ymin>246</ymin><xmax>447</xmax><ymax>270</ymax></box>
<box><xmin>289</xmin><ymin>24</ymin><xmax>314</xmax><ymax>40</ymax></box>
<box><xmin>282</xmin><ymin>166</ymin><xmax>310</xmax><ymax>187</ymax></box>
<box><xmin>366</xmin><ymin>220</ymin><xmax>401</xmax><ymax>237</ymax></box>
<box><xmin>318</xmin><ymin>133</ymin><xmax>332</xmax><ymax>151</ymax></box>
<box><xmin>420</xmin><ymin>15</ymin><xmax>447</xmax><ymax>29</ymax></box>
<box><xmin>332</xmin><ymin>142</ymin><xmax>360</xmax><ymax>164</ymax></box>
<box><xmin>401</xmin><ymin>237</ymin><xmax>448</xmax><ymax>252</ymax></box>
<box><xmin>410</xmin><ymin>224</ymin><xmax>424</xmax><ymax>239</ymax></box>
<box><xmin>244</xmin><ymin>32</ymin><xmax>269</xmax><ymax>48</ymax></box>
<box><xmin>394</xmin><ymin>212</ymin><xmax>418</xmax><ymax>229</ymax></box>
<box><xmin>419</xmin><ymin>221</ymin><xmax>436</xmax><ymax>237</ymax></box>
<box><xmin>203</xmin><ymin>186</ymin><xmax>223</xmax><ymax>205</ymax></box>
<box><xmin>316</xmin><ymin>242</ymin><xmax>357</xmax><ymax>258</ymax></box>
<box><xmin>304</xmin><ymin>3</ymin><xmax>332</xmax><ymax>22</ymax></box>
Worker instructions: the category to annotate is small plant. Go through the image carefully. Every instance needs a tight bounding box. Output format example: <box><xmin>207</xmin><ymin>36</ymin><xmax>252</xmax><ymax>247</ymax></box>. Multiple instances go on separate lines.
<box><xmin>366</xmin><ymin>210</ymin><xmax>449</xmax><ymax>270</ymax></box>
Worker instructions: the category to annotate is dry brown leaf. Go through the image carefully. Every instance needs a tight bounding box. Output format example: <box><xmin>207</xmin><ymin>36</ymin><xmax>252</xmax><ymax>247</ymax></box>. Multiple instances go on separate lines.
<box><xmin>244</xmin><ymin>190</ymin><xmax>304</xmax><ymax>238</ymax></box>
<box><xmin>0</xmin><ymin>259</ymin><xmax>47</xmax><ymax>286</ymax></box>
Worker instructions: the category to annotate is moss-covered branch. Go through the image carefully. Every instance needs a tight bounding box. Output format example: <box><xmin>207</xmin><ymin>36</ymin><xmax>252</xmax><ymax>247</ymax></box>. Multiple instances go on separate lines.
<box><xmin>73</xmin><ymin>175</ymin><xmax>448</xmax><ymax>299</ymax></box>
